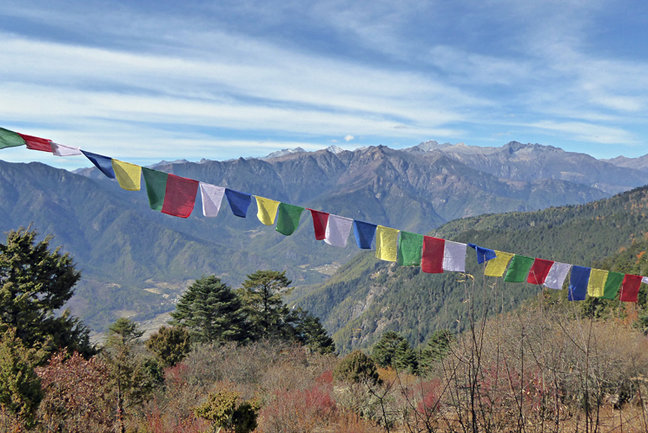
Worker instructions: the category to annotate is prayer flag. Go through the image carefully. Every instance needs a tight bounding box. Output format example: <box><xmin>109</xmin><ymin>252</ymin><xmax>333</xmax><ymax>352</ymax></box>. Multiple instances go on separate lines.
<box><xmin>162</xmin><ymin>174</ymin><xmax>198</xmax><ymax>218</ymax></box>
<box><xmin>421</xmin><ymin>236</ymin><xmax>445</xmax><ymax>273</ymax></box>
<box><xmin>0</xmin><ymin>128</ymin><xmax>25</xmax><ymax>149</ymax></box>
<box><xmin>142</xmin><ymin>168</ymin><xmax>168</xmax><ymax>211</ymax></box>
<box><xmin>504</xmin><ymin>255</ymin><xmax>535</xmax><ymax>282</ymax></box>
<box><xmin>484</xmin><ymin>251</ymin><xmax>514</xmax><ymax>277</ymax></box>
<box><xmin>376</xmin><ymin>226</ymin><xmax>399</xmax><ymax>262</ymax></box>
<box><xmin>544</xmin><ymin>262</ymin><xmax>571</xmax><ymax>290</ymax></box>
<box><xmin>275</xmin><ymin>203</ymin><xmax>304</xmax><ymax>236</ymax></box>
<box><xmin>82</xmin><ymin>150</ymin><xmax>115</xmax><ymax>178</ymax></box>
<box><xmin>51</xmin><ymin>142</ymin><xmax>82</xmax><ymax>156</ymax></box>
<box><xmin>602</xmin><ymin>272</ymin><xmax>623</xmax><ymax>300</ymax></box>
<box><xmin>468</xmin><ymin>243</ymin><xmax>497</xmax><ymax>264</ymax></box>
<box><xmin>324</xmin><ymin>214</ymin><xmax>353</xmax><ymax>247</ymax></box>
<box><xmin>255</xmin><ymin>196</ymin><xmax>280</xmax><ymax>225</ymax></box>
<box><xmin>443</xmin><ymin>241</ymin><xmax>467</xmax><ymax>272</ymax></box>
<box><xmin>569</xmin><ymin>266</ymin><xmax>590</xmax><ymax>301</ymax></box>
<box><xmin>353</xmin><ymin>220</ymin><xmax>377</xmax><ymax>249</ymax></box>
<box><xmin>308</xmin><ymin>209</ymin><xmax>329</xmax><ymax>240</ymax></box>
<box><xmin>643</xmin><ymin>276</ymin><xmax>648</xmax><ymax>285</ymax></box>
<box><xmin>397</xmin><ymin>231</ymin><xmax>424</xmax><ymax>266</ymax></box>
<box><xmin>620</xmin><ymin>274</ymin><xmax>642</xmax><ymax>302</ymax></box>
<box><xmin>18</xmin><ymin>132</ymin><xmax>52</xmax><ymax>152</ymax></box>
<box><xmin>199</xmin><ymin>183</ymin><xmax>225</xmax><ymax>217</ymax></box>
<box><xmin>225</xmin><ymin>189</ymin><xmax>252</xmax><ymax>218</ymax></box>
<box><xmin>527</xmin><ymin>258</ymin><xmax>555</xmax><ymax>285</ymax></box>
<box><xmin>587</xmin><ymin>269</ymin><xmax>608</xmax><ymax>298</ymax></box>
<box><xmin>112</xmin><ymin>159</ymin><xmax>141</xmax><ymax>191</ymax></box>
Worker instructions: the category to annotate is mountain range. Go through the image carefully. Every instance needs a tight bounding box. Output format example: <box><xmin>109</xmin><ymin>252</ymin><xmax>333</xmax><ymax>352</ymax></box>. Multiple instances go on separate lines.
<box><xmin>2</xmin><ymin>140</ymin><xmax>647</xmax><ymax>333</ymax></box>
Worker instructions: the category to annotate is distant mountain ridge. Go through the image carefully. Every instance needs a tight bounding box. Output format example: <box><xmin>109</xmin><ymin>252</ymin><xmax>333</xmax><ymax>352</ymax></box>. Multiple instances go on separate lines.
<box><xmin>4</xmin><ymin>140</ymin><xmax>648</xmax><ymax>332</ymax></box>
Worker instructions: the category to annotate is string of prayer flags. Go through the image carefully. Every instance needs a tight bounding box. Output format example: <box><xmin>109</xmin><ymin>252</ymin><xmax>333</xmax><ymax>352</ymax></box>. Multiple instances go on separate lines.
<box><xmin>256</xmin><ymin>196</ymin><xmax>280</xmax><ymax>225</ymax></box>
<box><xmin>275</xmin><ymin>203</ymin><xmax>303</xmax><ymax>236</ymax></box>
<box><xmin>52</xmin><ymin>143</ymin><xmax>82</xmax><ymax>156</ymax></box>
<box><xmin>82</xmin><ymin>150</ymin><xmax>115</xmax><ymax>179</ymax></box>
<box><xmin>308</xmin><ymin>209</ymin><xmax>329</xmax><ymax>240</ymax></box>
<box><xmin>602</xmin><ymin>272</ymin><xmax>624</xmax><ymax>299</ymax></box>
<box><xmin>376</xmin><ymin>226</ymin><xmax>399</xmax><ymax>262</ymax></box>
<box><xmin>199</xmin><ymin>183</ymin><xmax>225</xmax><ymax>217</ymax></box>
<box><xmin>112</xmin><ymin>159</ymin><xmax>141</xmax><ymax>191</ymax></box>
<box><xmin>468</xmin><ymin>243</ymin><xmax>497</xmax><ymax>264</ymax></box>
<box><xmin>397</xmin><ymin>231</ymin><xmax>424</xmax><ymax>266</ymax></box>
<box><xmin>568</xmin><ymin>266</ymin><xmax>590</xmax><ymax>301</ymax></box>
<box><xmin>7</xmin><ymin>125</ymin><xmax>648</xmax><ymax>305</ymax></box>
<box><xmin>324</xmin><ymin>214</ymin><xmax>353</xmax><ymax>247</ymax></box>
<box><xmin>587</xmin><ymin>269</ymin><xmax>608</xmax><ymax>298</ymax></box>
<box><xmin>620</xmin><ymin>274</ymin><xmax>643</xmax><ymax>302</ymax></box>
<box><xmin>544</xmin><ymin>262</ymin><xmax>571</xmax><ymax>290</ymax></box>
<box><xmin>504</xmin><ymin>255</ymin><xmax>535</xmax><ymax>282</ymax></box>
<box><xmin>142</xmin><ymin>168</ymin><xmax>168</xmax><ymax>211</ymax></box>
<box><xmin>225</xmin><ymin>189</ymin><xmax>252</xmax><ymax>218</ymax></box>
<box><xmin>0</xmin><ymin>128</ymin><xmax>25</xmax><ymax>149</ymax></box>
<box><xmin>527</xmin><ymin>258</ymin><xmax>555</xmax><ymax>285</ymax></box>
<box><xmin>353</xmin><ymin>220</ymin><xmax>377</xmax><ymax>249</ymax></box>
<box><xmin>484</xmin><ymin>251</ymin><xmax>514</xmax><ymax>277</ymax></box>
<box><xmin>162</xmin><ymin>174</ymin><xmax>198</xmax><ymax>218</ymax></box>
<box><xmin>421</xmin><ymin>236</ymin><xmax>445</xmax><ymax>273</ymax></box>
<box><xmin>443</xmin><ymin>241</ymin><xmax>467</xmax><ymax>272</ymax></box>
<box><xmin>18</xmin><ymin>132</ymin><xmax>52</xmax><ymax>152</ymax></box>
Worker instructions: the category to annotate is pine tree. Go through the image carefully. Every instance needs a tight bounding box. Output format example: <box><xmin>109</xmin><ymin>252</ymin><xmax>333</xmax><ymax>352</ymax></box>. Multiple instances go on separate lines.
<box><xmin>170</xmin><ymin>275</ymin><xmax>247</xmax><ymax>343</ymax></box>
<box><xmin>103</xmin><ymin>318</ymin><xmax>158</xmax><ymax>433</ymax></box>
<box><xmin>238</xmin><ymin>270</ymin><xmax>292</xmax><ymax>340</ymax></box>
<box><xmin>292</xmin><ymin>309</ymin><xmax>335</xmax><ymax>354</ymax></box>
<box><xmin>146</xmin><ymin>325</ymin><xmax>191</xmax><ymax>367</ymax></box>
<box><xmin>371</xmin><ymin>331</ymin><xmax>418</xmax><ymax>373</ymax></box>
<box><xmin>0</xmin><ymin>228</ymin><xmax>93</xmax><ymax>356</ymax></box>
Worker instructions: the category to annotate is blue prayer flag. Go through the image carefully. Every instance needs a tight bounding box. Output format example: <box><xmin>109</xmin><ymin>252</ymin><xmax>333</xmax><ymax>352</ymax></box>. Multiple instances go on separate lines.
<box><xmin>468</xmin><ymin>243</ymin><xmax>497</xmax><ymax>264</ymax></box>
<box><xmin>82</xmin><ymin>150</ymin><xmax>115</xmax><ymax>179</ymax></box>
<box><xmin>569</xmin><ymin>266</ymin><xmax>591</xmax><ymax>301</ymax></box>
<box><xmin>353</xmin><ymin>220</ymin><xmax>377</xmax><ymax>249</ymax></box>
<box><xmin>225</xmin><ymin>189</ymin><xmax>252</xmax><ymax>218</ymax></box>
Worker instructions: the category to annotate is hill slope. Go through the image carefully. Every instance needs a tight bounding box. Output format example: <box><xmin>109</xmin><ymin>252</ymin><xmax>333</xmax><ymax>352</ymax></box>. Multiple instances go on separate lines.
<box><xmin>293</xmin><ymin>185</ymin><xmax>648</xmax><ymax>351</ymax></box>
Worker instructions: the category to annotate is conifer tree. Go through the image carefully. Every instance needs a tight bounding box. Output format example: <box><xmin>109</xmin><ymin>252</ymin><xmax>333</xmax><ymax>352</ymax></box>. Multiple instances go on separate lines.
<box><xmin>170</xmin><ymin>275</ymin><xmax>247</xmax><ymax>343</ymax></box>
<box><xmin>0</xmin><ymin>228</ymin><xmax>93</xmax><ymax>356</ymax></box>
<box><xmin>292</xmin><ymin>309</ymin><xmax>336</xmax><ymax>354</ymax></box>
<box><xmin>238</xmin><ymin>270</ymin><xmax>292</xmax><ymax>340</ymax></box>
<box><xmin>371</xmin><ymin>331</ymin><xmax>418</xmax><ymax>373</ymax></box>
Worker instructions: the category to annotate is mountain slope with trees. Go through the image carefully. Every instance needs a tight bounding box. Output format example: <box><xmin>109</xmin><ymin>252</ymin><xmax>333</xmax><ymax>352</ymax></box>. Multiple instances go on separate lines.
<box><xmin>293</xmin><ymin>184</ymin><xmax>648</xmax><ymax>351</ymax></box>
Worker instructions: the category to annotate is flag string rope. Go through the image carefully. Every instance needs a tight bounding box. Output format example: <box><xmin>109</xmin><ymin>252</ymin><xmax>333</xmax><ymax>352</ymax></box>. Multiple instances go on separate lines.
<box><xmin>1</xmin><ymin>126</ymin><xmax>646</xmax><ymax>302</ymax></box>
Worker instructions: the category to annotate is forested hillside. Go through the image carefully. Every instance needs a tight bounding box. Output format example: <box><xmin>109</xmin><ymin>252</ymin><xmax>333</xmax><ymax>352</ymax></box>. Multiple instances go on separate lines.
<box><xmin>294</xmin><ymin>185</ymin><xmax>648</xmax><ymax>351</ymax></box>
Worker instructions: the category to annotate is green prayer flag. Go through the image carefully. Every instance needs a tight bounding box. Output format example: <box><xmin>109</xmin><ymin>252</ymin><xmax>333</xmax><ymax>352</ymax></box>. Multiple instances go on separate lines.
<box><xmin>142</xmin><ymin>167</ymin><xmax>168</xmax><ymax>211</ymax></box>
<box><xmin>602</xmin><ymin>271</ymin><xmax>624</xmax><ymax>299</ymax></box>
<box><xmin>0</xmin><ymin>128</ymin><xmax>26</xmax><ymax>149</ymax></box>
<box><xmin>504</xmin><ymin>255</ymin><xmax>535</xmax><ymax>282</ymax></box>
<box><xmin>275</xmin><ymin>203</ymin><xmax>304</xmax><ymax>236</ymax></box>
<box><xmin>397</xmin><ymin>231</ymin><xmax>423</xmax><ymax>266</ymax></box>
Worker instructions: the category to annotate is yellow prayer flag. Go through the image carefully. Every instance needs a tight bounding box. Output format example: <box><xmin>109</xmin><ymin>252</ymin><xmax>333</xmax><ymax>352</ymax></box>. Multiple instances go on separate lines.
<box><xmin>112</xmin><ymin>159</ymin><xmax>142</xmax><ymax>191</ymax></box>
<box><xmin>484</xmin><ymin>251</ymin><xmax>514</xmax><ymax>277</ymax></box>
<box><xmin>376</xmin><ymin>225</ymin><xmax>399</xmax><ymax>262</ymax></box>
<box><xmin>587</xmin><ymin>268</ymin><xmax>608</xmax><ymax>298</ymax></box>
<box><xmin>255</xmin><ymin>196</ymin><xmax>280</xmax><ymax>225</ymax></box>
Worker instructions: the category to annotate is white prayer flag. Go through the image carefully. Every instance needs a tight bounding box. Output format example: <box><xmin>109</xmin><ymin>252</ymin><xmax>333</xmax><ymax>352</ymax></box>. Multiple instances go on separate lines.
<box><xmin>443</xmin><ymin>241</ymin><xmax>467</xmax><ymax>272</ymax></box>
<box><xmin>51</xmin><ymin>142</ymin><xmax>82</xmax><ymax>156</ymax></box>
<box><xmin>199</xmin><ymin>183</ymin><xmax>225</xmax><ymax>217</ymax></box>
<box><xmin>324</xmin><ymin>214</ymin><xmax>353</xmax><ymax>247</ymax></box>
<box><xmin>543</xmin><ymin>262</ymin><xmax>572</xmax><ymax>290</ymax></box>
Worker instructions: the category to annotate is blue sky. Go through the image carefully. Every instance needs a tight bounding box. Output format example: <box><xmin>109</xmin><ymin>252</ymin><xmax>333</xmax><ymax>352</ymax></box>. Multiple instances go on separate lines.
<box><xmin>1</xmin><ymin>0</ymin><xmax>648</xmax><ymax>169</ymax></box>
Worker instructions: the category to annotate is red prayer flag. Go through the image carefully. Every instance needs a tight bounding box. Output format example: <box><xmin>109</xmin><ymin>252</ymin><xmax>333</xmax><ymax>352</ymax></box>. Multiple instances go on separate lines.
<box><xmin>421</xmin><ymin>236</ymin><xmax>444</xmax><ymax>273</ymax></box>
<box><xmin>619</xmin><ymin>274</ymin><xmax>642</xmax><ymax>302</ymax></box>
<box><xmin>18</xmin><ymin>133</ymin><xmax>52</xmax><ymax>152</ymax></box>
<box><xmin>161</xmin><ymin>174</ymin><xmax>199</xmax><ymax>218</ymax></box>
<box><xmin>308</xmin><ymin>209</ymin><xmax>329</xmax><ymax>240</ymax></box>
<box><xmin>526</xmin><ymin>258</ymin><xmax>555</xmax><ymax>285</ymax></box>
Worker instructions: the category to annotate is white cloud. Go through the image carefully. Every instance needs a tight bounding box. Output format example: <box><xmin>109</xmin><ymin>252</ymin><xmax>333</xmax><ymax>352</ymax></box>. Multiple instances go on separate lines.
<box><xmin>344</xmin><ymin>135</ymin><xmax>354</xmax><ymax>142</ymax></box>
